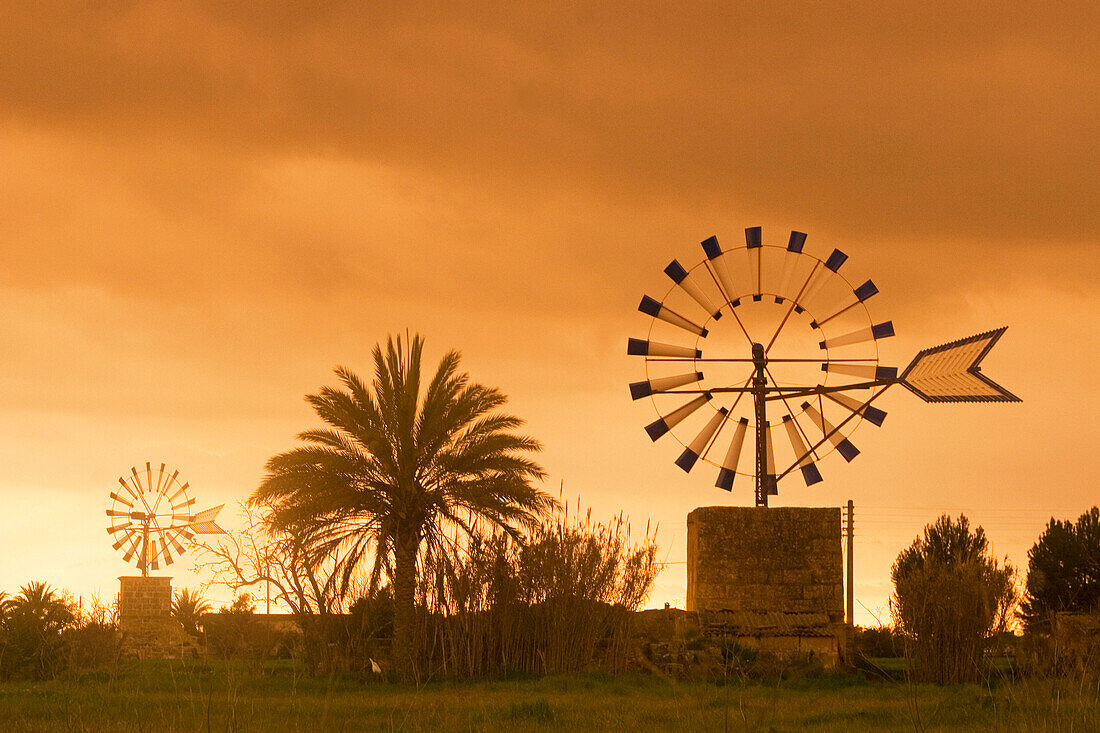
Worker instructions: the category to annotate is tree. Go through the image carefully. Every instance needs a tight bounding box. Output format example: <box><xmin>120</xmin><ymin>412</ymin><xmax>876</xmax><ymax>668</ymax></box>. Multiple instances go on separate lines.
<box><xmin>170</xmin><ymin>588</ymin><xmax>212</xmax><ymax>637</ymax></box>
<box><xmin>0</xmin><ymin>582</ymin><xmax>76</xmax><ymax>679</ymax></box>
<box><xmin>890</xmin><ymin>515</ymin><xmax>1017</xmax><ymax>683</ymax></box>
<box><xmin>250</xmin><ymin>334</ymin><xmax>555</xmax><ymax>679</ymax></box>
<box><xmin>1020</xmin><ymin>506</ymin><xmax>1100</xmax><ymax>633</ymax></box>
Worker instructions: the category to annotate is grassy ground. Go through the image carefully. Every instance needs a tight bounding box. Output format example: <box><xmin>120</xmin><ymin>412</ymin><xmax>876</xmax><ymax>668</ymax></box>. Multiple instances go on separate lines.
<box><xmin>1</xmin><ymin>660</ymin><xmax>1098</xmax><ymax>732</ymax></box>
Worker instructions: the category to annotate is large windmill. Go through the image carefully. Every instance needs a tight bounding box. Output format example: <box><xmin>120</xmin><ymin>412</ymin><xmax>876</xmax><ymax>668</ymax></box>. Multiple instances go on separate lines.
<box><xmin>629</xmin><ymin>227</ymin><xmax>1019</xmax><ymax>506</ymax></box>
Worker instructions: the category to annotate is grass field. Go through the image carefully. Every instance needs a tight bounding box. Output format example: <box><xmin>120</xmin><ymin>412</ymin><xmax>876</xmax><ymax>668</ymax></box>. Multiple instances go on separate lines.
<box><xmin>1</xmin><ymin>660</ymin><xmax>1098</xmax><ymax>732</ymax></box>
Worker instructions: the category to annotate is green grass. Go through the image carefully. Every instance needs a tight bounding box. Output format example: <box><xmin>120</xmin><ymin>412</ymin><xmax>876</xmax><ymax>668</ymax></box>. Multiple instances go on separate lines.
<box><xmin>1</xmin><ymin>660</ymin><xmax>1097</xmax><ymax>731</ymax></box>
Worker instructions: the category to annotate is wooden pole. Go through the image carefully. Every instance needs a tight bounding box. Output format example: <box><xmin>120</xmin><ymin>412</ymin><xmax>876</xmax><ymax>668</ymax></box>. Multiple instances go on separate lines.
<box><xmin>846</xmin><ymin>499</ymin><xmax>854</xmax><ymax>626</ymax></box>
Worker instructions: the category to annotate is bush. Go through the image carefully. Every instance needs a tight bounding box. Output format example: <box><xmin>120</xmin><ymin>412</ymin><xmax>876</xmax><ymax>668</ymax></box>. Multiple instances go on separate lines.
<box><xmin>890</xmin><ymin>515</ymin><xmax>1017</xmax><ymax>683</ymax></box>
<box><xmin>0</xmin><ymin>582</ymin><xmax>77</xmax><ymax>680</ymax></box>
<box><xmin>1020</xmin><ymin>507</ymin><xmax>1100</xmax><ymax>633</ymax></box>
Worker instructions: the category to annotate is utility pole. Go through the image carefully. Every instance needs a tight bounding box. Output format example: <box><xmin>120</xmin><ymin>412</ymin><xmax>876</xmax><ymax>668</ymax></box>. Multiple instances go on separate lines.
<box><xmin>845</xmin><ymin>499</ymin><xmax>854</xmax><ymax>627</ymax></box>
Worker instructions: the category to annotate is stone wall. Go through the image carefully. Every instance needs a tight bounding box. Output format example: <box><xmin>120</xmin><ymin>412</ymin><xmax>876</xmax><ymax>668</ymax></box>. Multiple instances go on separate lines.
<box><xmin>118</xmin><ymin>576</ymin><xmax>200</xmax><ymax>659</ymax></box>
<box><xmin>686</xmin><ymin>506</ymin><xmax>842</xmax><ymax>620</ymax></box>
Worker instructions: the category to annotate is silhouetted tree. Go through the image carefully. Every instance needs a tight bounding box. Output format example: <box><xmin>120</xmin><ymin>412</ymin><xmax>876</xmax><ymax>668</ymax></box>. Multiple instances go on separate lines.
<box><xmin>0</xmin><ymin>582</ymin><xmax>76</xmax><ymax>679</ymax></box>
<box><xmin>1020</xmin><ymin>506</ymin><xmax>1100</xmax><ymax>633</ymax></box>
<box><xmin>170</xmin><ymin>588</ymin><xmax>212</xmax><ymax>637</ymax></box>
<box><xmin>890</xmin><ymin>515</ymin><xmax>1017</xmax><ymax>683</ymax></box>
<box><xmin>250</xmin><ymin>334</ymin><xmax>554</xmax><ymax>680</ymax></box>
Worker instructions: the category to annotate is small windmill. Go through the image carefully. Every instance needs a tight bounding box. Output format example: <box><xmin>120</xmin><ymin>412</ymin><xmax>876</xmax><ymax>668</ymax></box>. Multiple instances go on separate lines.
<box><xmin>106</xmin><ymin>463</ymin><xmax>226</xmax><ymax>575</ymax></box>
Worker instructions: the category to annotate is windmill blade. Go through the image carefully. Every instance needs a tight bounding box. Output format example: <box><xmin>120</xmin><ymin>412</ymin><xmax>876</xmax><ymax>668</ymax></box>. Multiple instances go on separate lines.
<box><xmin>664</xmin><ymin>259</ymin><xmax>723</xmax><ymax>320</ymax></box>
<box><xmin>715</xmin><ymin>418</ymin><xmax>749</xmax><ymax>491</ymax></box>
<box><xmin>825</xmin><ymin>391</ymin><xmax>887</xmax><ymax>427</ymax></box>
<box><xmin>122</xmin><ymin>535</ymin><xmax>142</xmax><ymax>562</ymax></box>
<box><xmin>160</xmin><ymin>538</ymin><xmax>174</xmax><ymax>566</ymax></box>
<box><xmin>189</xmin><ymin>504</ymin><xmax>227</xmax><ymax>534</ymax></box>
<box><xmin>629</xmin><ymin>371</ymin><xmax>704</xmax><ymax>400</ymax></box>
<box><xmin>764</xmin><ymin>422</ymin><xmax>777</xmax><ymax>494</ymax></box>
<box><xmin>109</xmin><ymin>491</ymin><xmax>134</xmax><ymax>508</ymax></box>
<box><xmin>801</xmin><ymin>402</ymin><xmax>860</xmax><ymax>462</ymax></box>
<box><xmin>106</xmin><ymin>509</ymin><xmax>134</xmax><ymax>517</ymax></box>
<box><xmin>781</xmin><ymin>415</ymin><xmax>823</xmax><ymax>486</ymax></box>
<box><xmin>899</xmin><ymin>327</ymin><xmax>1020</xmax><ymax>403</ymax></box>
<box><xmin>823</xmin><ymin>363</ymin><xmax>897</xmax><ymax>380</ymax></box>
<box><xmin>169</xmin><ymin>481</ymin><xmax>190</xmax><ymax>503</ymax></box>
<box><xmin>745</xmin><ymin>227</ymin><xmax>763</xmax><ymax>300</ymax></box>
<box><xmin>675</xmin><ymin>407</ymin><xmax>728</xmax><ymax>473</ymax></box>
<box><xmin>638</xmin><ymin>296</ymin><xmax>710</xmax><ymax>337</ymax></box>
<box><xmin>111</xmin><ymin>528</ymin><xmax>137</xmax><ymax>550</ymax></box>
<box><xmin>130</xmin><ymin>467</ymin><xmax>145</xmax><ymax>493</ymax></box>
<box><xmin>775</xmin><ymin>231</ymin><xmax>807</xmax><ymax>303</ymax></box>
<box><xmin>811</xmin><ymin>280</ymin><xmax>879</xmax><ymax>330</ymax></box>
<box><xmin>155</xmin><ymin>462</ymin><xmax>166</xmax><ymax>493</ymax></box>
<box><xmin>627</xmin><ymin>338</ymin><xmax>702</xmax><ymax>359</ymax></box>
<box><xmin>149</xmin><ymin>543</ymin><xmax>159</xmax><ymax>571</ymax></box>
<box><xmin>118</xmin><ymin>476</ymin><xmax>140</xmax><ymax>503</ymax></box>
<box><xmin>819</xmin><ymin>322</ymin><xmax>894</xmax><ymax>350</ymax></box>
<box><xmin>167</xmin><ymin>530</ymin><xmax>187</xmax><ymax>555</ymax></box>
<box><xmin>107</xmin><ymin>521</ymin><xmax>133</xmax><ymax>534</ymax></box>
<box><xmin>645</xmin><ymin>393</ymin><xmax>712</xmax><ymax>441</ymax></box>
<box><xmin>172</xmin><ymin>496</ymin><xmax>196</xmax><ymax>511</ymax></box>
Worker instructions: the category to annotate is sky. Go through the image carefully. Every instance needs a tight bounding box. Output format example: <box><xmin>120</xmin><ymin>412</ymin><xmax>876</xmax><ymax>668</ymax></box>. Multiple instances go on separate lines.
<box><xmin>1</xmin><ymin>2</ymin><xmax>1097</xmax><ymax>624</ymax></box>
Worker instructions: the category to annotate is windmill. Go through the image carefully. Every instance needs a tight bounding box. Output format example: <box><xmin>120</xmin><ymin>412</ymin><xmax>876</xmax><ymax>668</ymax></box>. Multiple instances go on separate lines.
<box><xmin>106</xmin><ymin>462</ymin><xmax>226</xmax><ymax>575</ymax></box>
<box><xmin>628</xmin><ymin>227</ymin><xmax>1019</xmax><ymax>507</ymax></box>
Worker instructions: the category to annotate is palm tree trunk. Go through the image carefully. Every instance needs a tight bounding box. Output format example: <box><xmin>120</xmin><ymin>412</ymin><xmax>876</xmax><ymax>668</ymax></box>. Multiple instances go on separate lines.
<box><xmin>392</xmin><ymin>533</ymin><xmax>419</xmax><ymax>681</ymax></box>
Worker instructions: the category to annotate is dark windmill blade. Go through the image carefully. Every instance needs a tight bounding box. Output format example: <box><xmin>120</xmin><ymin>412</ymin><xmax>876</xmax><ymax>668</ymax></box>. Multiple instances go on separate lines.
<box><xmin>149</xmin><ymin>544</ymin><xmax>159</xmax><ymax>572</ymax></box>
<box><xmin>823</xmin><ymin>362</ymin><xmax>897</xmax><ymax>381</ymax></box>
<box><xmin>106</xmin><ymin>509</ymin><xmax>133</xmax><ymax>517</ymax></box>
<box><xmin>781</xmin><ymin>415</ymin><xmax>823</xmax><ymax>486</ymax></box>
<box><xmin>172</xmin><ymin>496</ymin><xmax>196</xmax><ymax>512</ymax></box>
<box><xmin>638</xmin><ymin>296</ymin><xmax>710</xmax><ymax>337</ymax></box>
<box><xmin>801</xmin><ymin>402</ymin><xmax>860</xmax><ymax>462</ymax></box>
<box><xmin>825</xmin><ymin>391</ymin><xmax>887</xmax><ymax>427</ymax></box>
<box><xmin>154</xmin><ymin>462</ymin><xmax>166</xmax><ymax>493</ymax></box>
<box><xmin>627</xmin><ymin>338</ymin><xmax>702</xmax><ymax>359</ymax></box>
<box><xmin>169</xmin><ymin>481</ymin><xmax>190</xmax><ymax>503</ymax></box>
<box><xmin>107</xmin><ymin>521</ymin><xmax>133</xmax><ymax>535</ymax></box>
<box><xmin>160</xmin><ymin>539</ymin><xmax>174</xmax><ymax>566</ymax></box>
<box><xmin>110</xmin><ymin>491</ymin><xmax>134</xmax><ymax>508</ymax></box>
<box><xmin>811</xmin><ymin>280</ymin><xmax>879</xmax><ymax>329</ymax></box>
<box><xmin>645</xmin><ymin>393</ymin><xmax>713</xmax><ymax>441</ymax></box>
<box><xmin>701</xmin><ymin>236</ymin><xmax>750</xmax><ymax>307</ymax></box>
<box><xmin>745</xmin><ymin>226</ymin><xmax>763</xmax><ymax>300</ymax></box>
<box><xmin>715</xmin><ymin>417</ymin><xmax>750</xmax><ymax>491</ymax></box>
<box><xmin>122</xmin><ymin>534</ymin><xmax>142</xmax><ymax>562</ymax></box>
<box><xmin>819</xmin><ymin>322</ymin><xmax>894</xmax><ymax>350</ymax></box>
<box><xmin>664</xmin><ymin>259</ymin><xmax>723</xmax><ymax>320</ymax></box>
<box><xmin>112</xmin><ymin>528</ymin><xmax>137</xmax><ymax>551</ymax></box>
<box><xmin>118</xmin><ymin>476</ymin><xmax>140</xmax><ymax>503</ymax></box>
<box><xmin>764</xmin><ymin>421</ymin><xmax>777</xmax><ymax>495</ymax></box>
<box><xmin>775</xmin><ymin>231</ymin><xmax>808</xmax><ymax>303</ymax></box>
<box><xmin>630</xmin><ymin>371</ymin><xmax>704</xmax><ymax>400</ymax></box>
<box><xmin>676</xmin><ymin>407</ymin><xmax>728</xmax><ymax>473</ymax></box>
<box><xmin>130</xmin><ymin>467</ymin><xmax>145</xmax><ymax>494</ymax></box>
<box><xmin>167</xmin><ymin>530</ymin><xmax>187</xmax><ymax>556</ymax></box>
<box><xmin>899</xmin><ymin>327</ymin><xmax>1020</xmax><ymax>403</ymax></box>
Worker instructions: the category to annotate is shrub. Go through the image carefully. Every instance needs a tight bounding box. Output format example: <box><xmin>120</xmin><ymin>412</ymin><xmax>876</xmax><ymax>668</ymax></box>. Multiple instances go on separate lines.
<box><xmin>890</xmin><ymin>515</ymin><xmax>1017</xmax><ymax>683</ymax></box>
<box><xmin>1020</xmin><ymin>507</ymin><xmax>1100</xmax><ymax>633</ymax></box>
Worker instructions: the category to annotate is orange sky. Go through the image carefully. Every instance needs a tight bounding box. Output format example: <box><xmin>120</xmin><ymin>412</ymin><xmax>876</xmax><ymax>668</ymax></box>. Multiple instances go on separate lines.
<box><xmin>2</xmin><ymin>2</ymin><xmax>1097</xmax><ymax>622</ymax></box>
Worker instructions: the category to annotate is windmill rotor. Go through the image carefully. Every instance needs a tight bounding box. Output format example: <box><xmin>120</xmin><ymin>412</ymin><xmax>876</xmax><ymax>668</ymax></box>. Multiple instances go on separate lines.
<box><xmin>628</xmin><ymin>227</ymin><xmax>1019</xmax><ymax>506</ymax></box>
<box><xmin>106</xmin><ymin>462</ymin><xmax>225</xmax><ymax>576</ymax></box>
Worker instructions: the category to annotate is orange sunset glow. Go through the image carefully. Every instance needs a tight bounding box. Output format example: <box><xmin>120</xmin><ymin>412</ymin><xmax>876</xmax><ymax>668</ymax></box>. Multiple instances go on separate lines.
<box><xmin>2</xmin><ymin>2</ymin><xmax>1097</xmax><ymax>626</ymax></box>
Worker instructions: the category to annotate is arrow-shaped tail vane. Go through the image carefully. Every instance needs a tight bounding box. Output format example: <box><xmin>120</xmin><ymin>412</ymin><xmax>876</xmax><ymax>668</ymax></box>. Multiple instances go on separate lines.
<box><xmin>899</xmin><ymin>327</ymin><xmax>1020</xmax><ymax>403</ymax></box>
<box><xmin>188</xmin><ymin>503</ymin><xmax>227</xmax><ymax>534</ymax></box>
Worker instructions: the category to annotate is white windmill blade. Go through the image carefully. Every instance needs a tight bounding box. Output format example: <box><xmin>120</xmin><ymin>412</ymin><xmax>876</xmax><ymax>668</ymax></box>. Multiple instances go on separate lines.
<box><xmin>187</xmin><ymin>503</ymin><xmax>227</xmax><ymax>534</ymax></box>
<box><xmin>899</xmin><ymin>327</ymin><xmax>1020</xmax><ymax>403</ymax></box>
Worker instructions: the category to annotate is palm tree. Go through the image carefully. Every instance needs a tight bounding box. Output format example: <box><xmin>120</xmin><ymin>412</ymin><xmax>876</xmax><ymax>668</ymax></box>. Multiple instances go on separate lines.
<box><xmin>171</xmin><ymin>589</ymin><xmax>212</xmax><ymax>636</ymax></box>
<box><xmin>250</xmin><ymin>334</ymin><xmax>554</xmax><ymax>679</ymax></box>
<box><xmin>3</xmin><ymin>582</ymin><xmax>75</xmax><ymax>678</ymax></box>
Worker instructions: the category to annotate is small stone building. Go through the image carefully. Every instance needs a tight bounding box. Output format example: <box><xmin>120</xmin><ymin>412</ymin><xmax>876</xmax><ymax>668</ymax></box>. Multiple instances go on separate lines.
<box><xmin>686</xmin><ymin>506</ymin><xmax>846</xmax><ymax>666</ymax></box>
<box><xmin>118</xmin><ymin>576</ymin><xmax>200</xmax><ymax>659</ymax></box>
